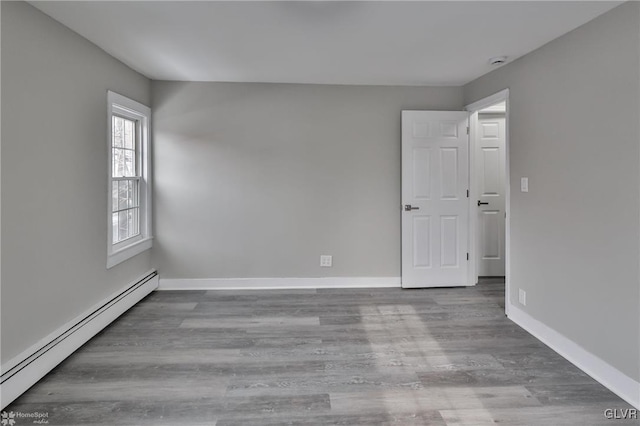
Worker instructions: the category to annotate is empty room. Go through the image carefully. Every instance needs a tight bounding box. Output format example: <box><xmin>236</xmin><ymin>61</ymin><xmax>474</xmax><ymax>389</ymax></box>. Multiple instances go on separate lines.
<box><xmin>1</xmin><ymin>1</ymin><xmax>639</xmax><ymax>425</ymax></box>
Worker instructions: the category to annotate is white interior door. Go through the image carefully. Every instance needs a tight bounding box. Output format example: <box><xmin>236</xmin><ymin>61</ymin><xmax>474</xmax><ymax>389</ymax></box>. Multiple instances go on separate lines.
<box><xmin>401</xmin><ymin>111</ymin><xmax>469</xmax><ymax>288</ymax></box>
<box><xmin>476</xmin><ymin>113</ymin><xmax>506</xmax><ymax>276</ymax></box>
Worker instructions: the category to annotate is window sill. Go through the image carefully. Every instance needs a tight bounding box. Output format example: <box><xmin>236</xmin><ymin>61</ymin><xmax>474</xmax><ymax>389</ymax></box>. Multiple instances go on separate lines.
<box><xmin>107</xmin><ymin>237</ymin><xmax>153</xmax><ymax>269</ymax></box>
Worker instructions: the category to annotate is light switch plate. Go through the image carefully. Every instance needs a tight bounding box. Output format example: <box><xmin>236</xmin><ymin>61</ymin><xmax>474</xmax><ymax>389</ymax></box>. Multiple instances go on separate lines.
<box><xmin>521</xmin><ymin>177</ymin><xmax>529</xmax><ymax>192</ymax></box>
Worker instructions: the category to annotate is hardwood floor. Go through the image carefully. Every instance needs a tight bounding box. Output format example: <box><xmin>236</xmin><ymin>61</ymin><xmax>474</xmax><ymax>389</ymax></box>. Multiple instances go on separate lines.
<box><xmin>7</xmin><ymin>279</ymin><xmax>635</xmax><ymax>425</ymax></box>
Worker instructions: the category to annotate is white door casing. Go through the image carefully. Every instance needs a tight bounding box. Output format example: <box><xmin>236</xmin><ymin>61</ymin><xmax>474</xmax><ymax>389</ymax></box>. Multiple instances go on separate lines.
<box><xmin>476</xmin><ymin>114</ymin><xmax>506</xmax><ymax>276</ymax></box>
<box><xmin>401</xmin><ymin>111</ymin><xmax>470</xmax><ymax>288</ymax></box>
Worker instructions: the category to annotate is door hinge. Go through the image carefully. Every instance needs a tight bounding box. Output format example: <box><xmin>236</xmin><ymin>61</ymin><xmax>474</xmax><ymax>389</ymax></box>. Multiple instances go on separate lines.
<box><xmin>466</xmin><ymin>126</ymin><xmax>469</xmax><ymax>135</ymax></box>
<box><xmin>466</xmin><ymin>189</ymin><xmax>469</xmax><ymax>198</ymax></box>
<box><xmin>466</xmin><ymin>253</ymin><xmax>469</xmax><ymax>261</ymax></box>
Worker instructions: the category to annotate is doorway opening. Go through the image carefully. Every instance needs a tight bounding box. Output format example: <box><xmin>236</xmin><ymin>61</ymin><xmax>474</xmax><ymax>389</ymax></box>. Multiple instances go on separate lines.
<box><xmin>465</xmin><ymin>89</ymin><xmax>510</xmax><ymax>314</ymax></box>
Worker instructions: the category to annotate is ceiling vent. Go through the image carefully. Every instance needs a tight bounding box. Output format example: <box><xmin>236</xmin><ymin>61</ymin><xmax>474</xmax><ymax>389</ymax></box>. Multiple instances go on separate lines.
<box><xmin>488</xmin><ymin>56</ymin><xmax>508</xmax><ymax>66</ymax></box>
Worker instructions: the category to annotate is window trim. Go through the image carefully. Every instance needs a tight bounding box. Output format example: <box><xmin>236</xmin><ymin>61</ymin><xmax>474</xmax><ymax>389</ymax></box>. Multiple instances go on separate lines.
<box><xmin>107</xmin><ymin>91</ymin><xmax>152</xmax><ymax>269</ymax></box>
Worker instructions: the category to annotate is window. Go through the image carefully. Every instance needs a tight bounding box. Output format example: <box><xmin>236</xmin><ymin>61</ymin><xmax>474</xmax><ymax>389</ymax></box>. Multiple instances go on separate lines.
<box><xmin>107</xmin><ymin>91</ymin><xmax>152</xmax><ymax>268</ymax></box>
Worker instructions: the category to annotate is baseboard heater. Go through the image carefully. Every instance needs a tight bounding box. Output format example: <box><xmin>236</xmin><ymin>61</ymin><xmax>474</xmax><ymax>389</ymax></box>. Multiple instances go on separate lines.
<box><xmin>0</xmin><ymin>270</ymin><xmax>158</xmax><ymax>409</ymax></box>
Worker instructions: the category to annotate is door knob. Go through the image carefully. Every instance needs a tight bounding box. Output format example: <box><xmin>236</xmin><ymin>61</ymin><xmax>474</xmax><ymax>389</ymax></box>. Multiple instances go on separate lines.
<box><xmin>404</xmin><ymin>204</ymin><xmax>420</xmax><ymax>211</ymax></box>
<box><xmin>477</xmin><ymin>201</ymin><xmax>489</xmax><ymax>206</ymax></box>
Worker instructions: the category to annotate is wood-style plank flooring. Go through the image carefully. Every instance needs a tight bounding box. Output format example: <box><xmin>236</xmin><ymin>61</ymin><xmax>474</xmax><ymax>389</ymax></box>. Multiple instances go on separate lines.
<box><xmin>7</xmin><ymin>279</ymin><xmax>636</xmax><ymax>425</ymax></box>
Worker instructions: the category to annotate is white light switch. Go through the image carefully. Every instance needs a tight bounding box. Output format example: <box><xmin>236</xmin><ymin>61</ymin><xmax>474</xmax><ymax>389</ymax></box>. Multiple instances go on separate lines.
<box><xmin>521</xmin><ymin>177</ymin><xmax>529</xmax><ymax>192</ymax></box>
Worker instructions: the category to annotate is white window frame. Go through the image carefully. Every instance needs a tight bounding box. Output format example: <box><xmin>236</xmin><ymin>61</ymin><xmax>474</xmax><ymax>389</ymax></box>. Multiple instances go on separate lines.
<box><xmin>107</xmin><ymin>91</ymin><xmax>152</xmax><ymax>268</ymax></box>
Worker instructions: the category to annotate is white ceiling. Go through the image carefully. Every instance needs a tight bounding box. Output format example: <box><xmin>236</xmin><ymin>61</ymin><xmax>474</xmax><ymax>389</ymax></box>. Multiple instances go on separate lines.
<box><xmin>30</xmin><ymin>1</ymin><xmax>621</xmax><ymax>86</ymax></box>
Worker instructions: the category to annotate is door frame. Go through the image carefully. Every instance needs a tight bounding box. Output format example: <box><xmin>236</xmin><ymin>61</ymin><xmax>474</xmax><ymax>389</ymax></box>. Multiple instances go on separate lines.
<box><xmin>464</xmin><ymin>88</ymin><xmax>511</xmax><ymax>315</ymax></box>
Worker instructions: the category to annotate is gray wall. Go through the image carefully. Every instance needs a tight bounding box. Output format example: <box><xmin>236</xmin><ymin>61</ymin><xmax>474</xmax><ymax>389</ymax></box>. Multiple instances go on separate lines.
<box><xmin>152</xmin><ymin>82</ymin><xmax>462</xmax><ymax>278</ymax></box>
<box><xmin>1</xmin><ymin>2</ymin><xmax>153</xmax><ymax>364</ymax></box>
<box><xmin>465</xmin><ymin>2</ymin><xmax>640</xmax><ymax>381</ymax></box>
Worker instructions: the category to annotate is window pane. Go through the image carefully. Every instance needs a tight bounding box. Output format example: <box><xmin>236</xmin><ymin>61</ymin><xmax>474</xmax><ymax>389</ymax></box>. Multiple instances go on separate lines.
<box><xmin>114</xmin><ymin>208</ymin><xmax>141</xmax><ymax>243</ymax></box>
<box><xmin>113</xmin><ymin>148</ymin><xmax>123</xmax><ymax>177</ymax></box>
<box><xmin>118</xmin><ymin>210</ymin><xmax>129</xmax><ymax>242</ymax></box>
<box><xmin>112</xmin><ymin>181</ymin><xmax>118</xmax><ymax>212</ymax></box>
<box><xmin>112</xmin><ymin>148</ymin><xmax>117</xmax><ymax>177</ymax></box>
<box><xmin>130</xmin><ymin>180</ymin><xmax>139</xmax><ymax>208</ymax></box>
<box><xmin>112</xmin><ymin>116</ymin><xmax>124</xmax><ymax>148</ymax></box>
<box><xmin>112</xmin><ymin>213</ymin><xmax>119</xmax><ymax>242</ymax></box>
<box><xmin>124</xmin><ymin>119</ymin><xmax>135</xmax><ymax>150</ymax></box>
<box><xmin>124</xmin><ymin>149</ymin><xmax>135</xmax><ymax>176</ymax></box>
<box><xmin>128</xmin><ymin>208</ymin><xmax>140</xmax><ymax>238</ymax></box>
<box><xmin>113</xmin><ymin>148</ymin><xmax>136</xmax><ymax>177</ymax></box>
<box><xmin>118</xmin><ymin>180</ymin><xmax>129</xmax><ymax>211</ymax></box>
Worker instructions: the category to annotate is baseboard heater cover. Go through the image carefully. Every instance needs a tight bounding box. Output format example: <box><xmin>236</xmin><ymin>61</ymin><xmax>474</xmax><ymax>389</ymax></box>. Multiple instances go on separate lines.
<box><xmin>0</xmin><ymin>270</ymin><xmax>158</xmax><ymax>409</ymax></box>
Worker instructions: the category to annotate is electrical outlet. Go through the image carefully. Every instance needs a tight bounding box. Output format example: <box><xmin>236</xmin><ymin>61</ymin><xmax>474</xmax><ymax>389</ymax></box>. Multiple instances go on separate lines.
<box><xmin>519</xmin><ymin>289</ymin><xmax>527</xmax><ymax>306</ymax></box>
<box><xmin>521</xmin><ymin>177</ymin><xmax>529</xmax><ymax>192</ymax></box>
<box><xmin>320</xmin><ymin>255</ymin><xmax>332</xmax><ymax>267</ymax></box>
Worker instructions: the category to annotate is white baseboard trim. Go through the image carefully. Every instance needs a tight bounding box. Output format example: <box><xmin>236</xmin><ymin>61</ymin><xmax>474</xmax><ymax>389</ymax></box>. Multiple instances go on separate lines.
<box><xmin>0</xmin><ymin>270</ymin><xmax>158</xmax><ymax>409</ymax></box>
<box><xmin>508</xmin><ymin>302</ymin><xmax>640</xmax><ymax>409</ymax></box>
<box><xmin>158</xmin><ymin>276</ymin><xmax>401</xmax><ymax>290</ymax></box>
